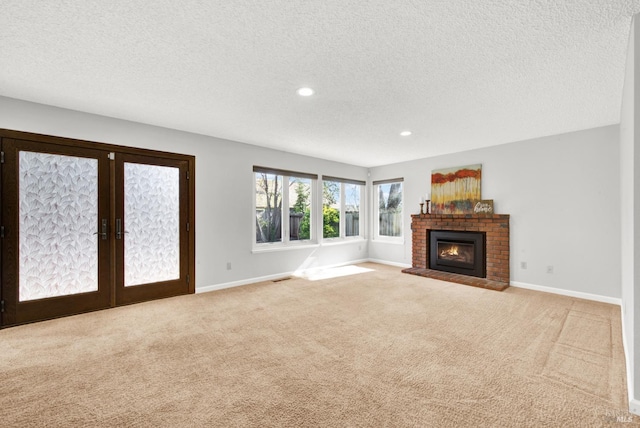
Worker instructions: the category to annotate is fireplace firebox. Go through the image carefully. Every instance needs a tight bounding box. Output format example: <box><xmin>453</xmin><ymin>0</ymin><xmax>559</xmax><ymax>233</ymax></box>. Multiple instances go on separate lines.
<box><xmin>429</xmin><ymin>230</ymin><xmax>486</xmax><ymax>278</ymax></box>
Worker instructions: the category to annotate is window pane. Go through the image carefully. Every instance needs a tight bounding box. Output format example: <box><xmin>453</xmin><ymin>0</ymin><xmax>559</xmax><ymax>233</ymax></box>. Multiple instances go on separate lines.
<box><xmin>289</xmin><ymin>177</ymin><xmax>311</xmax><ymax>241</ymax></box>
<box><xmin>378</xmin><ymin>182</ymin><xmax>403</xmax><ymax>237</ymax></box>
<box><xmin>19</xmin><ymin>151</ymin><xmax>99</xmax><ymax>301</ymax></box>
<box><xmin>124</xmin><ymin>163</ymin><xmax>180</xmax><ymax>287</ymax></box>
<box><xmin>345</xmin><ymin>183</ymin><xmax>360</xmax><ymax>237</ymax></box>
<box><xmin>256</xmin><ymin>173</ymin><xmax>283</xmax><ymax>243</ymax></box>
<box><xmin>323</xmin><ymin>181</ymin><xmax>340</xmax><ymax>238</ymax></box>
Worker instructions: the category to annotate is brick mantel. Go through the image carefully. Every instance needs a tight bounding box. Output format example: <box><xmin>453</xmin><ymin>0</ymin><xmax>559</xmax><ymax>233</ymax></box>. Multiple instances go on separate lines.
<box><xmin>403</xmin><ymin>213</ymin><xmax>510</xmax><ymax>290</ymax></box>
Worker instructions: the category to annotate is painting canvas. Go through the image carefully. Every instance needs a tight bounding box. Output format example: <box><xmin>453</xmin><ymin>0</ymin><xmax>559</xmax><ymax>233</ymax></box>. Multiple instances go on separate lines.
<box><xmin>431</xmin><ymin>164</ymin><xmax>481</xmax><ymax>214</ymax></box>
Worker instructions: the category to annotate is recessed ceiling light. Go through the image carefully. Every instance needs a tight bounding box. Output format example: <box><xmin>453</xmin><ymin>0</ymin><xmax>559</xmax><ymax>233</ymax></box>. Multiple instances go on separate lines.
<box><xmin>297</xmin><ymin>87</ymin><xmax>314</xmax><ymax>96</ymax></box>
<box><xmin>400</xmin><ymin>131</ymin><xmax>412</xmax><ymax>137</ymax></box>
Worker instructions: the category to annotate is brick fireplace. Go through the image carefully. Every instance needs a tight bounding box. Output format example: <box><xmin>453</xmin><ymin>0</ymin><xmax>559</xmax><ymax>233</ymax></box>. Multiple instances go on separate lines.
<box><xmin>402</xmin><ymin>213</ymin><xmax>510</xmax><ymax>291</ymax></box>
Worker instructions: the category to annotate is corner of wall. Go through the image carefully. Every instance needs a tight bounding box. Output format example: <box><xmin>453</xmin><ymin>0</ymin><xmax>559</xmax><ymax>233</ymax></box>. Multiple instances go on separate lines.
<box><xmin>620</xmin><ymin>12</ymin><xmax>640</xmax><ymax>415</ymax></box>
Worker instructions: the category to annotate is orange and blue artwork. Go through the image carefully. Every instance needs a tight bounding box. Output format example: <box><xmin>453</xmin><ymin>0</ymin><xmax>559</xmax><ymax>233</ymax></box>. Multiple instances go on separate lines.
<box><xmin>431</xmin><ymin>164</ymin><xmax>481</xmax><ymax>214</ymax></box>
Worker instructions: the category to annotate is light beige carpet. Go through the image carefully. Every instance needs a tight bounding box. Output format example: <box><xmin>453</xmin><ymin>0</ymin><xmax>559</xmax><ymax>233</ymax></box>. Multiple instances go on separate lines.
<box><xmin>0</xmin><ymin>263</ymin><xmax>633</xmax><ymax>427</ymax></box>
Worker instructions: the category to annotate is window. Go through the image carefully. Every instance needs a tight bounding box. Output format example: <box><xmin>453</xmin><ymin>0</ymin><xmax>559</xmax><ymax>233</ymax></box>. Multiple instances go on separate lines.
<box><xmin>344</xmin><ymin>182</ymin><xmax>361</xmax><ymax>237</ymax></box>
<box><xmin>374</xmin><ymin>178</ymin><xmax>403</xmax><ymax>239</ymax></box>
<box><xmin>322</xmin><ymin>176</ymin><xmax>365</xmax><ymax>239</ymax></box>
<box><xmin>322</xmin><ymin>180</ymin><xmax>340</xmax><ymax>238</ymax></box>
<box><xmin>254</xmin><ymin>166</ymin><xmax>317</xmax><ymax>246</ymax></box>
<box><xmin>290</xmin><ymin>176</ymin><xmax>312</xmax><ymax>240</ymax></box>
<box><xmin>255</xmin><ymin>172</ymin><xmax>282</xmax><ymax>243</ymax></box>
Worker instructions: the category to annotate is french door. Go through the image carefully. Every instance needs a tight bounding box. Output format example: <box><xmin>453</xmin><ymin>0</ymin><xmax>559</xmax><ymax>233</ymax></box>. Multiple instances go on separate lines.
<box><xmin>114</xmin><ymin>153</ymin><xmax>190</xmax><ymax>305</ymax></box>
<box><xmin>0</xmin><ymin>131</ymin><xmax>195</xmax><ymax>327</ymax></box>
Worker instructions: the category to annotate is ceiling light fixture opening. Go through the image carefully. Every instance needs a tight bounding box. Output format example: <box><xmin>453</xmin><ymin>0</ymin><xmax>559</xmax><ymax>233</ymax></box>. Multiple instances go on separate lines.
<box><xmin>400</xmin><ymin>131</ymin><xmax>412</xmax><ymax>137</ymax></box>
<box><xmin>297</xmin><ymin>87</ymin><xmax>314</xmax><ymax>97</ymax></box>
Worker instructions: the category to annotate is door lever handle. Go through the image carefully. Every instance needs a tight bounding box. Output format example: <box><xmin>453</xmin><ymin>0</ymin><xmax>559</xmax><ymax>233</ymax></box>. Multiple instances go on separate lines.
<box><xmin>116</xmin><ymin>219</ymin><xmax>129</xmax><ymax>239</ymax></box>
<box><xmin>94</xmin><ymin>219</ymin><xmax>108</xmax><ymax>240</ymax></box>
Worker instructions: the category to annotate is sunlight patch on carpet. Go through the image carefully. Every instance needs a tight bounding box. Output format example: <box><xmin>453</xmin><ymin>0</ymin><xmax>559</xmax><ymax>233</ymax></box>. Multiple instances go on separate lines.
<box><xmin>296</xmin><ymin>265</ymin><xmax>374</xmax><ymax>281</ymax></box>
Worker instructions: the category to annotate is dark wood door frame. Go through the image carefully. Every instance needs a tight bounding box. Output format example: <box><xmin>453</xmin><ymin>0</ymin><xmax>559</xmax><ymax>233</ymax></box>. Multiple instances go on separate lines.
<box><xmin>0</xmin><ymin>129</ymin><xmax>196</xmax><ymax>327</ymax></box>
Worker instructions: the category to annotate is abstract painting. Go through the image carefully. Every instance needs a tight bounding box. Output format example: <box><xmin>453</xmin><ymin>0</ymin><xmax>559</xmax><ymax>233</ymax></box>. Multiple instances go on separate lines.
<box><xmin>431</xmin><ymin>164</ymin><xmax>481</xmax><ymax>214</ymax></box>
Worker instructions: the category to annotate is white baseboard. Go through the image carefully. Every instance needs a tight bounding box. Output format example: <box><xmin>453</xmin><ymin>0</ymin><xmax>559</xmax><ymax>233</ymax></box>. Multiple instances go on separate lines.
<box><xmin>630</xmin><ymin>399</ymin><xmax>640</xmax><ymax>416</ymax></box>
<box><xmin>366</xmin><ymin>258</ymin><xmax>412</xmax><ymax>269</ymax></box>
<box><xmin>196</xmin><ymin>271</ymin><xmax>295</xmax><ymax>294</ymax></box>
<box><xmin>510</xmin><ymin>281</ymin><xmax>622</xmax><ymax>306</ymax></box>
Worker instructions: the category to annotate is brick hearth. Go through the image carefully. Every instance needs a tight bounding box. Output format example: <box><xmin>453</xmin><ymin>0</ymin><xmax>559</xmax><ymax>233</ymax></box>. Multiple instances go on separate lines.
<box><xmin>402</xmin><ymin>213</ymin><xmax>510</xmax><ymax>291</ymax></box>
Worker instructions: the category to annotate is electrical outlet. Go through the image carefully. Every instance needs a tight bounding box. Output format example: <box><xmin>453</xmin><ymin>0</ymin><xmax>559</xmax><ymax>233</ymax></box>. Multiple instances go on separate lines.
<box><xmin>520</xmin><ymin>261</ymin><xmax>527</xmax><ymax>269</ymax></box>
<box><xmin>546</xmin><ymin>265</ymin><xmax>554</xmax><ymax>274</ymax></box>
<box><xmin>226</xmin><ymin>262</ymin><xmax>232</xmax><ymax>270</ymax></box>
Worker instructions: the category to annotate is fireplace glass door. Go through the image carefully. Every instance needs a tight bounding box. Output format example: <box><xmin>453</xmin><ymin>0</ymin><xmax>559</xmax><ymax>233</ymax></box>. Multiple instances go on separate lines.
<box><xmin>429</xmin><ymin>230</ymin><xmax>486</xmax><ymax>278</ymax></box>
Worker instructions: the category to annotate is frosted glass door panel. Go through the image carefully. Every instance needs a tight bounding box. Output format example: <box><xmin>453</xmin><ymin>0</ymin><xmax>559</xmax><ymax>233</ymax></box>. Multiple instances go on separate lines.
<box><xmin>124</xmin><ymin>163</ymin><xmax>180</xmax><ymax>287</ymax></box>
<box><xmin>19</xmin><ymin>151</ymin><xmax>99</xmax><ymax>301</ymax></box>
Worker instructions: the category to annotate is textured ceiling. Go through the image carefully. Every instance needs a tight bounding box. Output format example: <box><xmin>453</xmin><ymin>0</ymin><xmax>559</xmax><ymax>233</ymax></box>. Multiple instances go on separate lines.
<box><xmin>1</xmin><ymin>1</ymin><xmax>640</xmax><ymax>167</ymax></box>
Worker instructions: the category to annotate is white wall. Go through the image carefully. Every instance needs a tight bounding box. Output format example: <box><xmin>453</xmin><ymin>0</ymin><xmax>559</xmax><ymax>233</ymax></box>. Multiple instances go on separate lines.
<box><xmin>369</xmin><ymin>125</ymin><xmax>621</xmax><ymax>299</ymax></box>
<box><xmin>620</xmin><ymin>14</ymin><xmax>640</xmax><ymax>415</ymax></box>
<box><xmin>0</xmin><ymin>96</ymin><xmax>369</xmax><ymax>289</ymax></box>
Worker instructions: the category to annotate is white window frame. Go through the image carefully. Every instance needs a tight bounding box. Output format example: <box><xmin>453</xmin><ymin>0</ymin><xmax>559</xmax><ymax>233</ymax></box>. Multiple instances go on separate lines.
<box><xmin>373</xmin><ymin>178</ymin><xmax>404</xmax><ymax>243</ymax></box>
<box><xmin>321</xmin><ymin>176</ymin><xmax>366</xmax><ymax>242</ymax></box>
<box><xmin>253</xmin><ymin>166</ymin><xmax>318</xmax><ymax>252</ymax></box>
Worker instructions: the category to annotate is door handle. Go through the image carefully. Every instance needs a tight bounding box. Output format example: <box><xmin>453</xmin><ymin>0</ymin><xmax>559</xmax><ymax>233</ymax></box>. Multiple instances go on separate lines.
<box><xmin>93</xmin><ymin>219</ymin><xmax>108</xmax><ymax>240</ymax></box>
<box><xmin>116</xmin><ymin>219</ymin><xmax>129</xmax><ymax>240</ymax></box>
